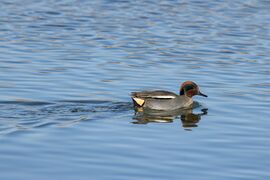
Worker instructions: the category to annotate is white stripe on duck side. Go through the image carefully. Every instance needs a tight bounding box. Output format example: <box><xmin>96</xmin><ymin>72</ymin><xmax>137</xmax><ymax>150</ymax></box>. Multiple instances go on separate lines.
<box><xmin>151</xmin><ymin>95</ymin><xmax>176</xmax><ymax>99</ymax></box>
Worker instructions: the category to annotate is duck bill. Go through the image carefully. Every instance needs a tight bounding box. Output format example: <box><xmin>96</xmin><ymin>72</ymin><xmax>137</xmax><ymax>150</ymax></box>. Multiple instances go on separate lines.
<box><xmin>198</xmin><ymin>91</ymin><xmax>208</xmax><ymax>97</ymax></box>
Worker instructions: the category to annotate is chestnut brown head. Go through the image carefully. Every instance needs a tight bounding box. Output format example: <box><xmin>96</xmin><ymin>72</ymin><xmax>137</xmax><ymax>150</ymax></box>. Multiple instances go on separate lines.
<box><xmin>179</xmin><ymin>81</ymin><xmax>207</xmax><ymax>98</ymax></box>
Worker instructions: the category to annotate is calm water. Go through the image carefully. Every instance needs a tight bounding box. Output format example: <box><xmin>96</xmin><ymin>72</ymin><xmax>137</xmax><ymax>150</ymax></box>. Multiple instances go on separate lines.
<box><xmin>0</xmin><ymin>0</ymin><xmax>270</xmax><ymax>179</ymax></box>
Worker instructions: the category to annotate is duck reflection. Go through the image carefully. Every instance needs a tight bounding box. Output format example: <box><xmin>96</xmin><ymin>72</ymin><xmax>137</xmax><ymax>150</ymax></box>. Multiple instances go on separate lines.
<box><xmin>132</xmin><ymin>106</ymin><xmax>207</xmax><ymax>130</ymax></box>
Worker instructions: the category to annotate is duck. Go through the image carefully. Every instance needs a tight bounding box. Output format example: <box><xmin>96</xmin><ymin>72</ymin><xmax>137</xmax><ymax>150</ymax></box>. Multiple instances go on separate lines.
<box><xmin>131</xmin><ymin>81</ymin><xmax>207</xmax><ymax>111</ymax></box>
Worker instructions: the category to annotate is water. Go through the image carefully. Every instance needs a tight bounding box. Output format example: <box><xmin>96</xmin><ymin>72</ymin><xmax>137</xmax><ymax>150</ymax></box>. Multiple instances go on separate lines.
<box><xmin>0</xmin><ymin>0</ymin><xmax>270</xmax><ymax>179</ymax></box>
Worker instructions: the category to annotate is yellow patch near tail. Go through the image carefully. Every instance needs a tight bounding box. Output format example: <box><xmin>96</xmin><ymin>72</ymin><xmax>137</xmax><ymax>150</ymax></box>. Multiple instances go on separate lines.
<box><xmin>133</xmin><ymin>97</ymin><xmax>145</xmax><ymax>106</ymax></box>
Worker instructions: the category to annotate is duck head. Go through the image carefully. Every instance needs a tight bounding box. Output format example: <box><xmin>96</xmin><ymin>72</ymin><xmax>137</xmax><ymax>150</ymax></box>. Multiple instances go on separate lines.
<box><xmin>179</xmin><ymin>81</ymin><xmax>207</xmax><ymax>98</ymax></box>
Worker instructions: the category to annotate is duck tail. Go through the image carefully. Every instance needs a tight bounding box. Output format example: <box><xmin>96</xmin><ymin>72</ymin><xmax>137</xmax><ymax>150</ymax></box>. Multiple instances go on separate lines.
<box><xmin>130</xmin><ymin>92</ymin><xmax>145</xmax><ymax>107</ymax></box>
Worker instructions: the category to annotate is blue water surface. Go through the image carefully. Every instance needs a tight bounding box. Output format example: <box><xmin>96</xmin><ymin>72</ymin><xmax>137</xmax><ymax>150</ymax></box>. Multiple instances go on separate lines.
<box><xmin>0</xmin><ymin>0</ymin><xmax>270</xmax><ymax>179</ymax></box>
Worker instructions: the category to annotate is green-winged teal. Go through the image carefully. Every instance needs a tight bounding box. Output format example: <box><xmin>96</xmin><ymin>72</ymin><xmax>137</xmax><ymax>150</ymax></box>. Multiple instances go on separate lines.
<box><xmin>131</xmin><ymin>81</ymin><xmax>207</xmax><ymax>110</ymax></box>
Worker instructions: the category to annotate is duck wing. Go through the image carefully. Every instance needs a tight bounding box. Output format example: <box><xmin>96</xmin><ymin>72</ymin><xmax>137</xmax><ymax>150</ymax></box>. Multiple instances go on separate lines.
<box><xmin>131</xmin><ymin>90</ymin><xmax>178</xmax><ymax>107</ymax></box>
<box><xmin>131</xmin><ymin>90</ymin><xmax>178</xmax><ymax>99</ymax></box>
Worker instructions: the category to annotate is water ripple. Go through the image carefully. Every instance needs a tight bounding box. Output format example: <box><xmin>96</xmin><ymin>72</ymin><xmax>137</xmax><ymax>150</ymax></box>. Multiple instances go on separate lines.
<box><xmin>1</xmin><ymin>0</ymin><xmax>270</xmax><ymax>179</ymax></box>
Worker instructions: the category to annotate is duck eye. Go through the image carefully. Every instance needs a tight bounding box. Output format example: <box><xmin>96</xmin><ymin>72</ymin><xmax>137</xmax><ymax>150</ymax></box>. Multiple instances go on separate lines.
<box><xmin>185</xmin><ymin>85</ymin><xmax>194</xmax><ymax>91</ymax></box>
<box><xmin>180</xmin><ymin>84</ymin><xmax>195</xmax><ymax>95</ymax></box>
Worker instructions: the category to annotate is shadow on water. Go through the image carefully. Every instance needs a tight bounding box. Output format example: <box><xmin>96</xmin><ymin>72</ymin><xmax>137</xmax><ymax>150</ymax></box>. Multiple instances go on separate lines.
<box><xmin>132</xmin><ymin>101</ymin><xmax>208</xmax><ymax>130</ymax></box>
